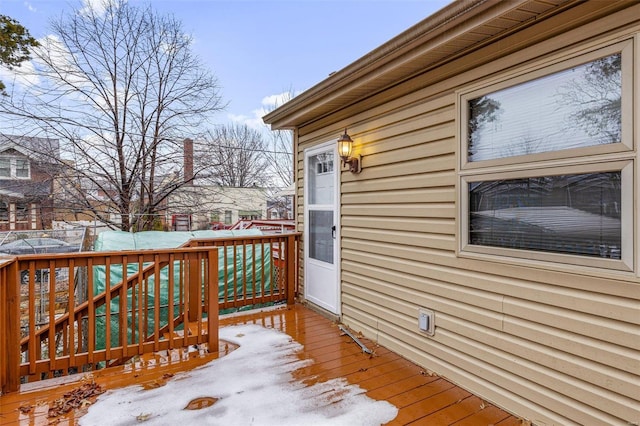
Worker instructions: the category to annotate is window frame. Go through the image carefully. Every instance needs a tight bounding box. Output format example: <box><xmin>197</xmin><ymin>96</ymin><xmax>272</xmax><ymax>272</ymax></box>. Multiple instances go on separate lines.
<box><xmin>0</xmin><ymin>156</ymin><xmax>31</xmax><ymax>179</ymax></box>
<box><xmin>0</xmin><ymin>158</ymin><xmax>10</xmax><ymax>177</ymax></box>
<box><xmin>457</xmin><ymin>39</ymin><xmax>635</xmax><ymax>272</ymax></box>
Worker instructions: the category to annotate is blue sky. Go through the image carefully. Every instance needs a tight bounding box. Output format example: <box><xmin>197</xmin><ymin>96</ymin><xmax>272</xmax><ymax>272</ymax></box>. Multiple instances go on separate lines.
<box><xmin>0</xmin><ymin>0</ymin><xmax>451</xmax><ymax>129</ymax></box>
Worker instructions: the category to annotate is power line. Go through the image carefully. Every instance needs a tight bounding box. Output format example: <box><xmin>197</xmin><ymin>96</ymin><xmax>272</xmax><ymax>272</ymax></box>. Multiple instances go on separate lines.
<box><xmin>195</xmin><ymin>143</ymin><xmax>293</xmax><ymax>156</ymax></box>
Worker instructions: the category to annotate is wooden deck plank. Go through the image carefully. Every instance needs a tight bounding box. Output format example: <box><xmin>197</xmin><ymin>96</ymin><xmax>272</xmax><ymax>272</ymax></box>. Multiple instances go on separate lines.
<box><xmin>389</xmin><ymin>386</ymin><xmax>471</xmax><ymax>424</ymax></box>
<box><xmin>347</xmin><ymin>358</ymin><xmax>420</xmax><ymax>390</ymax></box>
<box><xmin>495</xmin><ymin>415</ymin><xmax>528</xmax><ymax>425</ymax></box>
<box><xmin>451</xmin><ymin>403</ymin><xmax>515</xmax><ymax>425</ymax></box>
<box><xmin>366</xmin><ymin>373</ymin><xmax>442</xmax><ymax>400</ymax></box>
<box><xmin>0</xmin><ymin>304</ymin><xmax>523</xmax><ymax>425</ymax></box>
<box><xmin>407</xmin><ymin>395</ymin><xmax>506</xmax><ymax>425</ymax></box>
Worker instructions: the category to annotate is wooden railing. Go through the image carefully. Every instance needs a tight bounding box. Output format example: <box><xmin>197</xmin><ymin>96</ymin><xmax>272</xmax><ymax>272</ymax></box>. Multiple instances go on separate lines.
<box><xmin>186</xmin><ymin>234</ymin><xmax>298</xmax><ymax>311</ymax></box>
<box><xmin>0</xmin><ymin>233</ymin><xmax>300</xmax><ymax>393</ymax></box>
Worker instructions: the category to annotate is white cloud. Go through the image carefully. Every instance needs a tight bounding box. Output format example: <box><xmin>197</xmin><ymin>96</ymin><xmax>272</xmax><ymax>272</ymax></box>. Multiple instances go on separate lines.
<box><xmin>0</xmin><ymin>59</ymin><xmax>39</xmax><ymax>88</ymax></box>
<box><xmin>24</xmin><ymin>2</ymin><xmax>37</xmax><ymax>12</ymax></box>
<box><xmin>228</xmin><ymin>90</ymin><xmax>301</xmax><ymax>131</ymax></box>
<box><xmin>228</xmin><ymin>111</ymin><xmax>265</xmax><ymax>131</ymax></box>
<box><xmin>80</xmin><ymin>324</ymin><xmax>398</xmax><ymax>426</ymax></box>
<box><xmin>79</xmin><ymin>0</ymin><xmax>122</xmax><ymax>17</ymax></box>
<box><xmin>261</xmin><ymin>90</ymin><xmax>301</xmax><ymax>109</ymax></box>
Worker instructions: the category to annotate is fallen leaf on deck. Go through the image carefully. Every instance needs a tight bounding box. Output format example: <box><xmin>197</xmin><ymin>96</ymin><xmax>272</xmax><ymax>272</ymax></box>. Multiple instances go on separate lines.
<box><xmin>47</xmin><ymin>381</ymin><xmax>104</xmax><ymax>418</ymax></box>
<box><xmin>136</xmin><ymin>413</ymin><xmax>152</xmax><ymax>421</ymax></box>
<box><xmin>142</xmin><ymin>380</ymin><xmax>165</xmax><ymax>390</ymax></box>
<box><xmin>18</xmin><ymin>404</ymin><xmax>33</xmax><ymax>414</ymax></box>
<box><xmin>184</xmin><ymin>396</ymin><xmax>219</xmax><ymax>410</ymax></box>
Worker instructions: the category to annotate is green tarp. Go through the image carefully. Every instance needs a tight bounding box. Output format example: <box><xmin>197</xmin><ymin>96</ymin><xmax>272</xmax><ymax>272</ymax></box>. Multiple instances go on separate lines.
<box><xmin>92</xmin><ymin>229</ymin><xmax>270</xmax><ymax>349</ymax></box>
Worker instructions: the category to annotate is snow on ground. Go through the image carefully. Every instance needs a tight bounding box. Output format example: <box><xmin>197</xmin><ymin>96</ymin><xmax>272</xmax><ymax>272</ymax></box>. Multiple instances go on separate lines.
<box><xmin>80</xmin><ymin>324</ymin><xmax>398</xmax><ymax>426</ymax></box>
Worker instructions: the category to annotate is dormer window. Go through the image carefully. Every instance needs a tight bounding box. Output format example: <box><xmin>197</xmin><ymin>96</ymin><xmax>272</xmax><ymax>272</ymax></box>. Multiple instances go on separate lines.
<box><xmin>0</xmin><ymin>156</ymin><xmax>30</xmax><ymax>179</ymax></box>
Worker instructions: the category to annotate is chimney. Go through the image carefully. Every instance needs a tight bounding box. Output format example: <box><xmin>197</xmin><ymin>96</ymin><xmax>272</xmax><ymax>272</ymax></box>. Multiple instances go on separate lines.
<box><xmin>183</xmin><ymin>138</ymin><xmax>193</xmax><ymax>185</ymax></box>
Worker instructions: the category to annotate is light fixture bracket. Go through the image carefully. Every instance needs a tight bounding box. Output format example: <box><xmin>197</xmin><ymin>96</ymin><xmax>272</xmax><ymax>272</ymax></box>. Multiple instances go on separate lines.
<box><xmin>342</xmin><ymin>154</ymin><xmax>361</xmax><ymax>174</ymax></box>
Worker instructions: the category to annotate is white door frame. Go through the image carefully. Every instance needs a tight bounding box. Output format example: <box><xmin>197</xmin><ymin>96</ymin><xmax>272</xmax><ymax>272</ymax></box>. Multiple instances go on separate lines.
<box><xmin>303</xmin><ymin>140</ymin><xmax>341</xmax><ymax>315</ymax></box>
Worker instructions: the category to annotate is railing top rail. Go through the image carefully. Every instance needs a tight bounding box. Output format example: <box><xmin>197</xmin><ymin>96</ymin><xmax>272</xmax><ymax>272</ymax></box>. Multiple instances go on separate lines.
<box><xmin>185</xmin><ymin>232</ymin><xmax>301</xmax><ymax>246</ymax></box>
<box><xmin>1</xmin><ymin>233</ymin><xmax>301</xmax><ymax>264</ymax></box>
<box><xmin>7</xmin><ymin>246</ymin><xmax>219</xmax><ymax>262</ymax></box>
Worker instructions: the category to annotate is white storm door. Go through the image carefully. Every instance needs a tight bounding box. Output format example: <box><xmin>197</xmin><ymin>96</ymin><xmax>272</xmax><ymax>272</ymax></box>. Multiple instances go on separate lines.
<box><xmin>304</xmin><ymin>142</ymin><xmax>340</xmax><ymax>315</ymax></box>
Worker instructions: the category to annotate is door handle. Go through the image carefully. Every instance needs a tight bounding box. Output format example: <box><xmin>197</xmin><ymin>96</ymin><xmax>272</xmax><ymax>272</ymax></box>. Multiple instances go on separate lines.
<box><xmin>331</xmin><ymin>225</ymin><xmax>336</xmax><ymax>239</ymax></box>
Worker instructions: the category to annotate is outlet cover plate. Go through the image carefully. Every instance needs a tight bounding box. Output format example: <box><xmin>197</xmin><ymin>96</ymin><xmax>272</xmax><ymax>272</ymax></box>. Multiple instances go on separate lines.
<box><xmin>419</xmin><ymin>308</ymin><xmax>435</xmax><ymax>336</ymax></box>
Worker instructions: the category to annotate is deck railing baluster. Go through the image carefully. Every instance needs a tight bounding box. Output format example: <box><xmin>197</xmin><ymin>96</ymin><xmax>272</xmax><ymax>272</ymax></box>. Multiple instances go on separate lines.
<box><xmin>87</xmin><ymin>257</ymin><xmax>95</xmax><ymax>367</ymax></box>
<box><xmin>105</xmin><ymin>256</ymin><xmax>112</xmax><ymax>360</ymax></box>
<box><xmin>120</xmin><ymin>255</ymin><xmax>128</xmax><ymax>359</ymax></box>
<box><xmin>167</xmin><ymin>254</ymin><xmax>175</xmax><ymax>350</ymax></box>
<box><xmin>153</xmin><ymin>254</ymin><xmax>161</xmax><ymax>352</ymax></box>
<box><xmin>68</xmin><ymin>259</ymin><xmax>76</xmax><ymax>368</ymax></box>
<box><xmin>27</xmin><ymin>260</ymin><xmax>36</xmax><ymax>376</ymax></box>
<box><xmin>137</xmin><ymin>257</ymin><xmax>144</xmax><ymax>352</ymax></box>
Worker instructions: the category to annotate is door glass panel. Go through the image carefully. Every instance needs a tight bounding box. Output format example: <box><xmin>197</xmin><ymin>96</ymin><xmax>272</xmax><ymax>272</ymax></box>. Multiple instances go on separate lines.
<box><xmin>308</xmin><ymin>152</ymin><xmax>334</xmax><ymax>204</ymax></box>
<box><xmin>309</xmin><ymin>210</ymin><xmax>333</xmax><ymax>264</ymax></box>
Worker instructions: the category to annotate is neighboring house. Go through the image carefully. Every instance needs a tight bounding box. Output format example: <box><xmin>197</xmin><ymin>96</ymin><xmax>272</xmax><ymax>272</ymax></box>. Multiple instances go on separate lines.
<box><xmin>53</xmin><ymin>172</ymin><xmax>120</xmax><ymax>225</ymax></box>
<box><xmin>167</xmin><ymin>185</ymin><xmax>267</xmax><ymax>230</ymax></box>
<box><xmin>267</xmin><ymin>197</ymin><xmax>293</xmax><ymax>220</ymax></box>
<box><xmin>0</xmin><ymin>135</ymin><xmax>59</xmax><ymax>231</ymax></box>
<box><xmin>163</xmin><ymin>138</ymin><xmax>268</xmax><ymax>230</ymax></box>
<box><xmin>264</xmin><ymin>2</ymin><xmax>640</xmax><ymax>425</ymax></box>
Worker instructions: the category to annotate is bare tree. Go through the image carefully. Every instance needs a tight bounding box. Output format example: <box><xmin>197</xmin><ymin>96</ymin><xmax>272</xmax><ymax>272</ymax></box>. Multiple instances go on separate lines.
<box><xmin>0</xmin><ymin>0</ymin><xmax>223</xmax><ymax>231</ymax></box>
<box><xmin>262</xmin><ymin>90</ymin><xmax>295</xmax><ymax>189</ymax></box>
<box><xmin>199</xmin><ymin>123</ymin><xmax>268</xmax><ymax>188</ymax></box>
<box><xmin>260</xmin><ymin>90</ymin><xmax>295</xmax><ymax>219</ymax></box>
<box><xmin>557</xmin><ymin>53</ymin><xmax>621</xmax><ymax>144</ymax></box>
<box><xmin>467</xmin><ymin>95</ymin><xmax>502</xmax><ymax>161</ymax></box>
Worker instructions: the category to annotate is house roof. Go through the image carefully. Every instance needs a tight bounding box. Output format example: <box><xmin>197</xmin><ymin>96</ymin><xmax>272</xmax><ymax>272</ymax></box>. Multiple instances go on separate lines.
<box><xmin>0</xmin><ymin>134</ymin><xmax>60</xmax><ymax>162</ymax></box>
<box><xmin>263</xmin><ymin>0</ymin><xmax>624</xmax><ymax>129</ymax></box>
<box><xmin>0</xmin><ymin>180</ymin><xmax>51</xmax><ymax>200</ymax></box>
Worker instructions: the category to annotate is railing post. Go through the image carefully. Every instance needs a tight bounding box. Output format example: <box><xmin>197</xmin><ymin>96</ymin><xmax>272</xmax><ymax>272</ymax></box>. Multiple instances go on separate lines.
<box><xmin>286</xmin><ymin>234</ymin><xmax>296</xmax><ymax>305</ymax></box>
<box><xmin>207</xmin><ymin>248</ymin><xmax>219</xmax><ymax>352</ymax></box>
<box><xmin>3</xmin><ymin>260</ymin><xmax>21</xmax><ymax>393</ymax></box>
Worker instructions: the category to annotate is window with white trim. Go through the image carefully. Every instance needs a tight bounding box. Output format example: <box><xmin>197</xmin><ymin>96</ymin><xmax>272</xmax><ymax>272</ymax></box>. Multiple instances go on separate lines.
<box><xmin>458</xmin><ymin>40</ymin><xmax>633</xmax><ymax>270</ymax></box>
<box><xmin>15</xmin><ymin>202</ymin><xmax>29</xmax><ymax>222</ymax></box>
<box><xmin>0</xmin><ymin>156</ymin><xmax>31</xmax><ymax>179</ymax></box>
<box><xmin>0</xmin><ymin>202</ymin><xmax>8</xmax><ymax>221</ymax></box>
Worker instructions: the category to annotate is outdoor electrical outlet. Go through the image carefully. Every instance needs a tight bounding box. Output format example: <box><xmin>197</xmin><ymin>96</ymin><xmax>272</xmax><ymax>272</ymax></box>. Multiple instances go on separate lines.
<box><xmin>418</xmin><ymin>308</ymin><xmax>435</xmax><ymax>336</ymax></box>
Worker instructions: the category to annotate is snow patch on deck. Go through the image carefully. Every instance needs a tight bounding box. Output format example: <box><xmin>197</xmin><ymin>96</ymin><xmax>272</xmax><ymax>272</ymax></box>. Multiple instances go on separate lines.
<box><xmin>80</xmin><ymin>324</ymin><xmax>398</xmax><ymax>425</ymax></box>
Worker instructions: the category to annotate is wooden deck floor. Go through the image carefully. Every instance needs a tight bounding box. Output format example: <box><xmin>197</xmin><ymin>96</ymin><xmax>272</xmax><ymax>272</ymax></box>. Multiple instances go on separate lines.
<box><xmin>0</xmin><ymin>304</ymin><xmax>522</xmax><ymax>425</ymax></box>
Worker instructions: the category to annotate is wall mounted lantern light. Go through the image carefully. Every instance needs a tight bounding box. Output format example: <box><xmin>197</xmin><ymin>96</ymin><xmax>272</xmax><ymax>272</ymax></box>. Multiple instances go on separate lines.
<box><xmin>337</xmin><ymin>129</ymin><xmax>361</xmax><ymax>173</ymax></box>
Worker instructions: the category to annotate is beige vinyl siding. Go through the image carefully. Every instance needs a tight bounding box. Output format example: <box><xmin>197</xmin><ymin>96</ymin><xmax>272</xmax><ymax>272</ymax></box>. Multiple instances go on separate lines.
<box><xmin>297</xmin><ymin>119</ymin><xmax>639</xmax><ymax>425</ymax></box>
<box><xmin>292</xmin><ymin>4</ymin><xmax>640</xmax><ymax>425</ymax></box>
